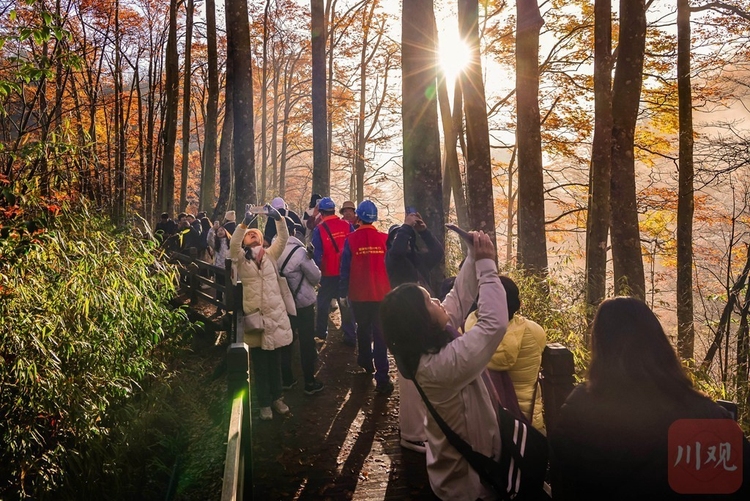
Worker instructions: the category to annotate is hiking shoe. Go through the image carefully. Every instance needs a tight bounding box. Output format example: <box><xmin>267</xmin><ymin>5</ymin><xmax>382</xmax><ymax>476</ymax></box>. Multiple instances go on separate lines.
<box><xmin>282</xmin><ymin>379</ymin><xmax>298</xmax><ymax>391</ymax></box>
<box><xmin>400</xmin><ymin>438</ymin><xmax>427</xmax><ymax>454</ymax></box>
<box><xmin>259</xmin><ymin>407</ymin><xmax>273</xmax><ymax>421</ymax></box>
<box><xmin>374</xmin><ymin>381</ymin><xmax>394</xmax><ymax>395</ymax></box>
<box><xmin>272</xmin><ymin>398</ymin><xmax>290</xmax><ymax>415</ymax></box>
<box><xmin>304</xmin><ymin>381</ymin><xmax>325</xmax><ymax>395</ymax></box>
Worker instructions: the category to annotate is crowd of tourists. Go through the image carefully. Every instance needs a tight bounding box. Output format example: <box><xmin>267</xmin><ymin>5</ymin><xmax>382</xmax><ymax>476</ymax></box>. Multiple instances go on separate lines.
<box><xmin>155</xmin><ymin>195</ymin><xmax>749</xmax><ymax>500</ymax></box>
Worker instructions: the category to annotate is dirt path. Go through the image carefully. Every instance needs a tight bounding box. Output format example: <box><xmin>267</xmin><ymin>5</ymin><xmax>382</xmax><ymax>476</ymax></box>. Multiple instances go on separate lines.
<box><xmin>250</xmin><ymin>310</ymin><xmax>435</xmax><ymax>500</ymax></box>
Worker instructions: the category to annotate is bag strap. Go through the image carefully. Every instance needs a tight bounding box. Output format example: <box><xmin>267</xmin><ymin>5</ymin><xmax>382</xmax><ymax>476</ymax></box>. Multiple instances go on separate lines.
<box><xmin>321</xmin><ymin>221</ymin><xmax>340</xmax><ymax>254</ymax></box>
<box><xmin>279</xmin><ymin>245</ymin><xmax>305</xmax><ymax>298</ymax></box>
<box><xmin>279</xmin><ymin>245</ymin><xmax>303</xmax><ymax>276</ymax></box>
<box><xmin>411</xmin><ymin>378</ymin><xmax>512</xmax><ymax>500</ymax></box>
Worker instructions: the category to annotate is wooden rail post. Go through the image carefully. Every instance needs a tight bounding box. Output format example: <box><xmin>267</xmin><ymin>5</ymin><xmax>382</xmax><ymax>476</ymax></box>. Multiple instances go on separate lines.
<box><xmin>226</xmin><ymin>343</ymin><xmax>252</xmax><ymax>500</ymax></box>
<box><xmin>540</xmin><ymin>343</ymin><xmax>575</xmax><ymax>434</ymax></box>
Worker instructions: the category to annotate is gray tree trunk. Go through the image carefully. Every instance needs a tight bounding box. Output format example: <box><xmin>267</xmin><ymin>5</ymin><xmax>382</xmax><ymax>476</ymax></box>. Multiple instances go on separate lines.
<box><xmin>226</xmin><ymin>0</ymin><xmax>257</xmax><ymax>213</ymax></box>
<box><xmin>201</xmin><ymin>0</ymin><xmax>219</xmax><ymax>213</ymax></box>
<box><xmin>402</xmin><ymin>0</ymin><xmax>445</xmax><ymax>287</ymax></box>
<box><xmin>677</xmin><ymin>0</ymin><xmax>695</xmax><ymax>359</ymax></box>
<box><xmin>180</xmin><ymin>0</ymin><xmax>195</xmax><ymax>212</ymax></box>
<box><xmin>610</xmin><ymin>0</ymin><xmax>647</xmax><ymax>299</ymax></box>
<box><xmin>459</xmin><ymin>0</ymin><xmax>496</xmax><ymax>245</ymax></box>
<box><xmin>585</xmin><ymin>0</ymin><xmax>613</xmax><ymax>324</ymax></box>
<box><xmin>515</xmin><ymin>0</ymin><xmax>547</xmax><ymax>275</ymax></box>
<box><xmin>311</xmin><ymin>0</ymin><xmax>329</xmax><ymax>195</ymax></box>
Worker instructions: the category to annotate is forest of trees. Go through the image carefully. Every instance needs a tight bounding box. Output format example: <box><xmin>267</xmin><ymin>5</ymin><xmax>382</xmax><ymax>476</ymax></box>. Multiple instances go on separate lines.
<box><xmin>1</xmin><ymin>0</ymin><xmax>749</xmax><ymax>414</ymax></box>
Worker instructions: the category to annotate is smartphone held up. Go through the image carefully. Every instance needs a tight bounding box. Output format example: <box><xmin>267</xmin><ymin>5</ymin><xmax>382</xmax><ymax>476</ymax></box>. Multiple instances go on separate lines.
<box><xmin>445</xmin><ymin>224</ymin><xmax>474</xmax><ymax>246</ymax></box>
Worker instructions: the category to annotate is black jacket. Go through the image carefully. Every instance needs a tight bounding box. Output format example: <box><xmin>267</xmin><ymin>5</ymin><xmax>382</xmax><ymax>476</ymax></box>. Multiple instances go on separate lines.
<box><xmin>550</xmin><ymin>384</ymin><xmax>750</xmax><ymax>500</ymax></box>
<box><xmin>385</xmin><ymin>224</ymin><xmax>444</xmax><ymax>294</ymax></box>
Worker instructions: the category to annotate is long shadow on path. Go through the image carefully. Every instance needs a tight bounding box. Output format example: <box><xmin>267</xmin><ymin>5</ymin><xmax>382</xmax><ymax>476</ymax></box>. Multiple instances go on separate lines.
<box><xmin>250</xmin><ymin>316</ymin><xmax>434</xmax><ymax>500</ymax></box>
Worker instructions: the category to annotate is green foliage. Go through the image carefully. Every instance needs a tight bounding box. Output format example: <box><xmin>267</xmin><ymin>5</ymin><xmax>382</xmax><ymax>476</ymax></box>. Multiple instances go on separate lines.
<box><xmin>498</xmin><ymin>265</ymin><xmax>591</xmax><ymax>381</ymax></box>
<box><xmin>0</xmin><ymin>199</ymin><xmax>190</xmax><ymax>498</ymax></box>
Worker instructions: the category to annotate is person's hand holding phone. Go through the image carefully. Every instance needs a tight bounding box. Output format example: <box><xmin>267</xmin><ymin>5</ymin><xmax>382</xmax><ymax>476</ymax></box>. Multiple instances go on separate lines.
<box><xmin>472</xmin><ymin>231</ymin><xmax>495</xmax><ymax>261</ymax></box>
<box><xmin>405</xmin><ymin>212</ymin><xmax>423</xmax><ymax>229</ymax></box>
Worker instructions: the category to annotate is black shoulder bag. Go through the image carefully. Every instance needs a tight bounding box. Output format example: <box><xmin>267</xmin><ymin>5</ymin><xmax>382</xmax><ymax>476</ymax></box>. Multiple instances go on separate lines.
<box><xmin>411</xmin><ymin>378</ymin><xmax>550</xmax><ymax>501</ymax></box>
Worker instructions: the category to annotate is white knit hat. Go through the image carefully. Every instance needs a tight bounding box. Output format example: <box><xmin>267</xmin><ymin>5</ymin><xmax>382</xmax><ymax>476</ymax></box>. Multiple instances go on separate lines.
<box><xmin>224</xmin><ymin>210</ymin><xmax>236</xmax><ymax>222</ymax></box>
<box><xmin>271</xmin><ymin>197</ymin><xmax>286</xmax><ymax>210</ymax></box>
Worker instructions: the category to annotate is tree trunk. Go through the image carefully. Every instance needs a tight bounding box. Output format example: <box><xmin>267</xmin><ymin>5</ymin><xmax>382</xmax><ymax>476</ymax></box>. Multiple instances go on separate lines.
<box><xmin>355</xmin><ymin>1</ymin><xmax>377</xmax><ymax>203</ymax></box>
<box><xmin>112</xmin><ymin>0</ymin><xmax>126</xmax><ymax>225</ymax></box>
<box><xmin>160</xmin><ymin>0</ymin><xmax>180</xmax><ymax>217</ymax></box>
<box><xmin>226</xmin><ymin>0</ymin><xmax>256</xmax><ymax>213</ymax></box>
<box><xmin>214</xmin><ymin>69</ymin><xmax>234</xmax><ymax>221</ymax></box>
<box><xmin>436</xmin><ymin>63</ymin><xmax>469</xmax><ymax>238</ymax></box>
<box><xmin>610</xmin><ymin>0</ymin><xmax>647</xmax><ymax>299</ymax></box>
<box><xmin>326</xmin><ymin>0</ymin><xmax>337</xmax><ymax>177</ymax></box>
<box><xmin>311</xmin><ymin>0</ymin><xmax>329</xmax><ymax>195</ymax></box>
<box><xmin>402</xmin><ymin>0</ymin><xmax>445</xmax><ymax>288</ymax></box>
<box><xmin>201</xmin><ymin>0</ymin><xmax>219</xmax><ymax>213</ymax></box>
<box><xmin>459</xmin><ymin>0</ymin><xmax>496</xmax><ymax>245</ymax></box>
<box><xmin>515</xmin><ymin>0</ymin><xmax>547</xmax><ymax>275</ymax></box>
<box><xmin>677</xmin><ymin>0</ymin><xmax>695</xmax><ymax>359</ymax></box>
<box><xmin>180</xmin><ymin>0</ymin><xmax>195</xmax><ymax>213</ymax></box>
<box><xmin>585</xmin><ymin>0</ymin><xmax>613</xmax><ymax>324</ymax></box>
<box><xmin>261</xmin><ymin>0</ymin><xmax>271</xmax><ymax>203</ymax></box>
<box><xmin>270</xmin><ymin>60</ymin><xmax>281</xmax><ymax>196</ymax></box>
<box><xmin>506</xmin><ymin>144</ymin><xmax>517</xmax><ymax>263</ymax></box>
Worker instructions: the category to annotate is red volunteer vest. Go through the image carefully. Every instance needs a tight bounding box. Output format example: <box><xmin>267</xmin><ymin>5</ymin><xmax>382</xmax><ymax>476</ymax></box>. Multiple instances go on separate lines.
<box><xmin>319</xmin><ymin>215</ymin><xmax>352</xmax><ymax>277</ymax></box>
<box><xmin>347</xmin><ymin>225</ymin><xmax>390</xmax><ymax>302</ymax></box>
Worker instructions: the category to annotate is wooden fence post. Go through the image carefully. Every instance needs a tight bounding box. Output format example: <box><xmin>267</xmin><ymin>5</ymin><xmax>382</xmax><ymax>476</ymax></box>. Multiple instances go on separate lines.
<box><xmin>541</xmin><ymin>343</ymin><xmax>575</xmax><ymax>434</ymax></box>
<box><xmin>227</xmin><ymin>343</ymin><xmax>252</xmax><ymax>500</ymax></box>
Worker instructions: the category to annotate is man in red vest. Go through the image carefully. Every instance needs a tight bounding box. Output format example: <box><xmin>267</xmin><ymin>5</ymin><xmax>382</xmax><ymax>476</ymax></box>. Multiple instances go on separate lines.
<box><xmin>311</xmin><ymin>197</ymin><xmax>356</xmax><ymax>341</ymax></box>
<box><xmin>339</xmin><ymin>200</ymin><xmax>393</xmax><ymax>394</ymax></box>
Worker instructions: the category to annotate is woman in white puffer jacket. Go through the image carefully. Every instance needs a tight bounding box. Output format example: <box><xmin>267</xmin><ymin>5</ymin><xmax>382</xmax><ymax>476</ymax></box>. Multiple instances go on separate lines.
<box><xmin>230</xmin><ymin>205</ymin><xmax>292</xmax><ymax>421</ymax></box>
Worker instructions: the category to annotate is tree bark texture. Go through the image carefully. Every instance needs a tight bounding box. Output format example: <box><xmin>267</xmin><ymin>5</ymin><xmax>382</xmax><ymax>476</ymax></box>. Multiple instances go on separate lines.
<box><xmin>677</xmin><ymin>0</ymin><xmax>696</xmax><ymax>359</ymax></box>
<box><xmin>311</xmin><ymin>0</ymin><xmax>329</xmax><ymax>195</ymax></box>
<box><xmin>160</xmin><ymin>0</ymin><xmax>180</xmax><ymax>217</ymax></box>
<box><xmin>180</xmin><ymin>0</ymin><xmax>195</xmax><ymax>213</ymax></box>
<box><xmin>214</xmin><ymin>67</ymin><xmax>234</xmax><ymax>221</ymax></box>
<box><xmin>585</xmin><ymin>0</ymin><xmax>613</xmax><ymax>324</ymax></box>
<box><xmin>459</xmin><ymin>0</ymin><xmax>497</xmax><ymax>244</ymax></box>
<box><xmin>402</xmin><ymin>0</ymin><xmax>445</xmax><ymax>286</ymax></box>
<box><xmin>226</xmin><ymin>0</ymin><xmax>257</xmax><ymax>213</ymax></box>
<box><xmin>610</xmin><ymin>0</ymin><xmax>647</xmax><ymax>299</ymax></box>
<box><xmin>201</xmin><ymin>0</ymin><xmax>219</xmax><ymax>213</ymax></box>
<box><xmin>515</xmin><ymin>0</ymin><xmax>547</xmax><ymax>276</ymax></box>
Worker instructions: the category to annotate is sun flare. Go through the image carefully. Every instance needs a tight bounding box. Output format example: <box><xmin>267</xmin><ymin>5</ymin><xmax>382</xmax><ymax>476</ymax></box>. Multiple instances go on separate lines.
<box><xmin>438</xmin><ymin>28</ymin><xmax>472</xmax><ymax>84</ymax></box>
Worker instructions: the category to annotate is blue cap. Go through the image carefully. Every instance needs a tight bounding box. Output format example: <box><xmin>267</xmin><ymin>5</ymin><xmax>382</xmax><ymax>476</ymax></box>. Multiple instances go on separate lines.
<box><xmin>356</xmin><ymin>200</ymin><xmax>378</xmax><ymax>223</ymax></box>
<box><xmin>318</xmin><ymin>197</ymin><xmax>335</xmax><ymax>211</ymax></box>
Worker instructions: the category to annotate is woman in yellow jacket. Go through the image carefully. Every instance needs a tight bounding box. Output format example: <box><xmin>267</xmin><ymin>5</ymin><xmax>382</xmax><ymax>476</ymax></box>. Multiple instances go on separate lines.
<box><xmin>464</xmin><ymin>275</ymin><xmax>546</xmax><ymax>433</ymax></box>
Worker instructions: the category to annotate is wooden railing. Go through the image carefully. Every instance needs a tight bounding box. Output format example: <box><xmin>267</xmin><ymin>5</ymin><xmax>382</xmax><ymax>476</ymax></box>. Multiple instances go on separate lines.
<box><xmin>221</xmin><ymin>343</ymin><xmax>254</xmax><ymax>501</ymax></box>
<box><xmin>167</xmin><ymin>251</ymin><xmax>252</xmax><ymax>499</ymax></box>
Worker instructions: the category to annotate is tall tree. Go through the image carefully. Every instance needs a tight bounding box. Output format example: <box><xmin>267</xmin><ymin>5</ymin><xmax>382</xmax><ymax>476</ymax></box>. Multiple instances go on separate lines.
<box><xmin>214</xmin><ymin>64</ymin><xmax>234</xmax><ymax>220</ymax></box>
<box><xmin>260</xmin><ymin>0</ymin><xmax>271</xmax><ymax>202</ymax></box>
<box><xmin>676</xmin><ymin>0</ymin><xmax>695</xmax><ymax>359</ymax></box>
<box><xmin>459</xmin><ymin>0</ymin><xmax>496</xmax><ymax>244</ymax></box>
<box><xmin>180</xmin><ymin>0</ymin><xmax>195</xmax><ymax>212</ymax></box>
<box><xmin>515</xmin><ymin>0</ymin><xmax>547</xmax><ymax>275</ymax></box>
<box><xmin>402</xmin><ymin>0</ymin><xmax>445</xmax><ymax>286</ymax></box>
<box><xmin>200</xmin><ymin>0</ymin><xmax>219</xmax><ymax>212</ymax></box>
<box><xmin>585</xmin><ymin>0</ymin><xmax>614</xmax><ymax>323</ymax></box>
<box><xmin>226</xmin><ymin>0</ymin><xmax>257</xmax><ymax>212</ymax></box>
<box><xmin>610</xmin><ymin>0</ymin><xmax>647</xmax><ymax>299</ymax></box>
<box><xmin>159</xmin><ymin>0</ymin><xmax>181</xmax><ymax>217</ymax></box>
<box><xmin>112</xmin><ymin>0</ymin><xmax>126</xmax><ymax>225</ymax></box>
<box><xmin>311</xmin><ymin>0</ymin><xmax>329</xmax><ymax>195</ymax></box>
